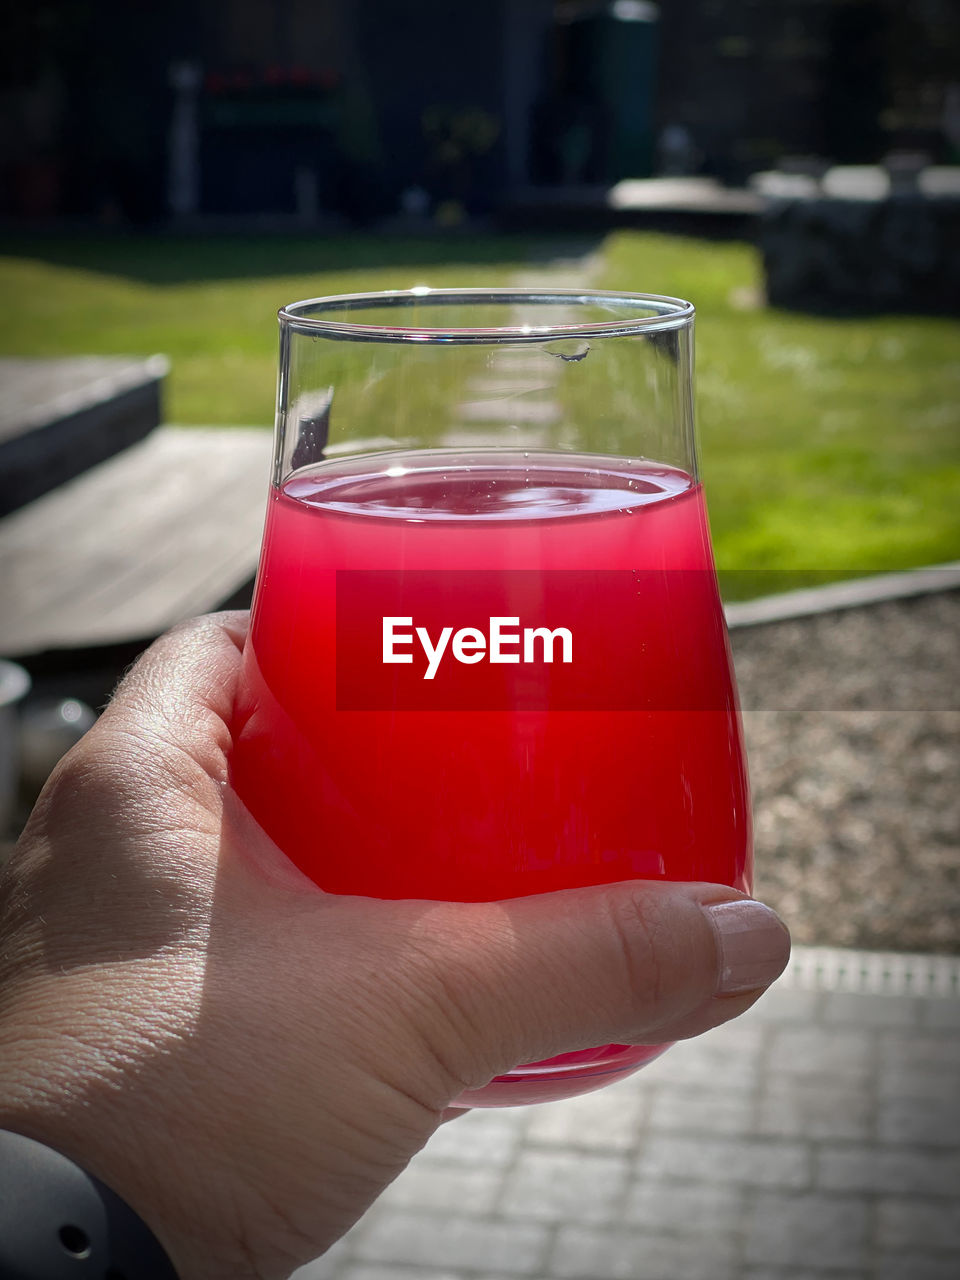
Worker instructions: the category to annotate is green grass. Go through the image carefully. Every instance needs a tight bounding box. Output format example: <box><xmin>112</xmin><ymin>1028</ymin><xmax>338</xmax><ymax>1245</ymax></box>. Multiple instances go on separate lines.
<box><xmin>0</xmin><ymin>234</ymin><xmax>539</xmax><ymax>426</ymax></box>
<box><xmin>599</xmin><ymin>231</ymin><xmax>960</xmax><ymax>596</ymax></box>
<box><xmin>1</xmin><ymin>230</ymin><xmax>957</xmax><ymax>597</ymax></box>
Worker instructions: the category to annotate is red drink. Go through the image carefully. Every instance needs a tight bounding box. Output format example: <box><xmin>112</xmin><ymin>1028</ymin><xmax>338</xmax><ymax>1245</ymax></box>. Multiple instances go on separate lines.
<box><xmin>231</xmin><ymin>449</ymin><xmax>751</xmax><ymax>1104</ymax></box>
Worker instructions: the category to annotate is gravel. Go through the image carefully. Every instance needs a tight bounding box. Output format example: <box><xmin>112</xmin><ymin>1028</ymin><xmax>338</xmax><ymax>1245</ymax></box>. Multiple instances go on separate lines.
<box><xmin>731</xmin><ymin>590</ymin><xmax>960</xmax><ymax>953</ymax></box>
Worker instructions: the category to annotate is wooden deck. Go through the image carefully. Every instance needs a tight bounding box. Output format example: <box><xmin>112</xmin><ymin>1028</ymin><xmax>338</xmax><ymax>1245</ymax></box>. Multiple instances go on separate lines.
<box><xmin>0</xmin><ymin>426</ymin><xmax>271</xmax><ymax>657</ymax></box>
<box><xmin>0</xmin><ymin>356</ymin><xmax>167</xmax><ymax>517</ymax></box>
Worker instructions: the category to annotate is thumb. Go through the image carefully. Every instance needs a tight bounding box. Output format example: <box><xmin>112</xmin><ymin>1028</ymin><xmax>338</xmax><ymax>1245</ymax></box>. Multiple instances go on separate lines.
<box><xmin>413</xmin><ymin>882</ymin><xmax>790</xmax><ymax>1092</ymax></box>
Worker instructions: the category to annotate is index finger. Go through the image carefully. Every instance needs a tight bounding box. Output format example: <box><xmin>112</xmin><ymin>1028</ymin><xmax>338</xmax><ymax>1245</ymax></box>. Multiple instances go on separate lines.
<box><xmin>97</xmin><ymin>611</ymin><xmax>250</xmax><ymax>785</ymax></box>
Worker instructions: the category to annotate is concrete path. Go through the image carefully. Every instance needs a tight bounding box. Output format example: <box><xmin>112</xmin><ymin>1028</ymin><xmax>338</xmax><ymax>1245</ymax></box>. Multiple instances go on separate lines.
<box><xmin>295</xmin><ymin>945</ymin><xmax>960</xmax><ymax>1280</ymax></box>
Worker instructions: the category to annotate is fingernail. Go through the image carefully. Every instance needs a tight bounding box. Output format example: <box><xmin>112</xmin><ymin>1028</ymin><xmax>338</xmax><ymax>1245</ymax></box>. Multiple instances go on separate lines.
<box><xmin>704</xmin><ymin>899</ymin><xmax>791</xmax><ymax>995</ymax></box>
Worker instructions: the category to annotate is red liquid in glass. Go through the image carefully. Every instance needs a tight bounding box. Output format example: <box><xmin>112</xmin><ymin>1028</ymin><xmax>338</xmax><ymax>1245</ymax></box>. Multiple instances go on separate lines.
<box><xmin>231</xmin><ymin>451</ymin><xmax>751</xmax><ymax>1106</ymax></box>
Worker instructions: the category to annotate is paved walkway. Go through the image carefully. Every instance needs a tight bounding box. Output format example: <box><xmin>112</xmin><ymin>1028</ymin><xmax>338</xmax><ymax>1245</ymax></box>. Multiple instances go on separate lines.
<box><xmin>296</xmin><ymin>945</ymin><xmax>960</xmax><ymax>1280</ymax></box>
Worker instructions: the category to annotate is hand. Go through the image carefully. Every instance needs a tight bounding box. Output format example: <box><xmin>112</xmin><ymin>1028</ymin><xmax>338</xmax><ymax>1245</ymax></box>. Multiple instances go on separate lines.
<box><xmin>0</xmin><ymin>613</ymin><xmax>789</xmax><ymax>1280</ymax></box>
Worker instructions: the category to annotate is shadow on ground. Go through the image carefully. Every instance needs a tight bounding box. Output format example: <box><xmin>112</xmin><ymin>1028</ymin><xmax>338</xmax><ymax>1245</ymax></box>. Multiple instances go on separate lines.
<box><xmin>0</xmin><ymin>233</ymin><xmax>606</xmax><ymax>286</ymax></box>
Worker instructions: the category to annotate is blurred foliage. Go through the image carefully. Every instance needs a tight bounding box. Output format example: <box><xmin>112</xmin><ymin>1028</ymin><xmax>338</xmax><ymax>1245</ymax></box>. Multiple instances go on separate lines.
<box><xmin>421</xmin><ymin>106</ymin><xmax>501</xmax><ymax>164</ymax></box>
<box><xmin>421</xmin><ymin>106</ymin><xmax>501</xmax><ymax>209</ymax></box>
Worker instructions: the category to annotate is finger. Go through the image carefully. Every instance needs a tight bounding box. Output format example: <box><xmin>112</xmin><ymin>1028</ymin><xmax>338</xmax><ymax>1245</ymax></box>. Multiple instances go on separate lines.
<box><xmin>406</xmin><ymin>882</ymin><xmax>789</xmax><ymax>1088</ymax></box>
<box><xmin>96</xmin><ymin>611</ymin><xmax>249</xmax><ymax>783</ymax></box>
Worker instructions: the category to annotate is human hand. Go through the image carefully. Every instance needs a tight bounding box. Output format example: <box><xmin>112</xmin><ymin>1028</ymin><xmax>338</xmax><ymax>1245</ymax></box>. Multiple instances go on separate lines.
<box><xmin>0</xmin><ymin>613</ymin><xmax>789</xmax><ymax>1280</ymax></box>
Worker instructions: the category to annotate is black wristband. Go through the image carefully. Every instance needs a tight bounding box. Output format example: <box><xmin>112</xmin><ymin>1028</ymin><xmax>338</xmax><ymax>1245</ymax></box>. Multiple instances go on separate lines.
<box><xmin>0</xmin><ymin>1129</ymin><xmax>179</xmax><ymax>1279</ymax></box>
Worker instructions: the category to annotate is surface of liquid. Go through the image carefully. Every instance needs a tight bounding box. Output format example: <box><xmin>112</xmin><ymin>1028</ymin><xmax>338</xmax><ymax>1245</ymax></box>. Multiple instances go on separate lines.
<box><xmin>231</xmin><ymin>450</ymin><xmax>752</xmax><ymax>1106</ymax></box>
<box><xmin>283</xmin><ymin>450</ymin><xmax>693</xmax><ymax>520</ymax></box>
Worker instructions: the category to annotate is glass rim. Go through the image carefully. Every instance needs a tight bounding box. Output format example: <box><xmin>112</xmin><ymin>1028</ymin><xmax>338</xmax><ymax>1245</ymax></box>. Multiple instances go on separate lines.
<box><xmin>277</xmin><ymin>287</ymin><xmax>695</xmax><ymax>344</ymax></box>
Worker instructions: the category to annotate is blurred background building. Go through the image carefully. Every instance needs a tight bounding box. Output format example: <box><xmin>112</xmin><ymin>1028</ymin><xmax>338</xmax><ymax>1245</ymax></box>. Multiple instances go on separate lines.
<box><xmin>1</xmin><ymin>0</ymin><xmax>959</xmax><ymax>227</ymax></box>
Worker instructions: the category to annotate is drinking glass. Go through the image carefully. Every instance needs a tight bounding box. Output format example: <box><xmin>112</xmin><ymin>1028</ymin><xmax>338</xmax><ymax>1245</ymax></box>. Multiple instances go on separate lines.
<box><xmin>230</xmin><ymin>288</ymin><xmax>752</xmax><ymax>1107</ymax></box>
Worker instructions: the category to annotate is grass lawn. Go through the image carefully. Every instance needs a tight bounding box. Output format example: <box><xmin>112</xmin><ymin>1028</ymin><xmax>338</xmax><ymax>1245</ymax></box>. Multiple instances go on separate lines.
<box><xmin>600</xmin><ymin>232</ymin><xmax>960</xmax><ymax>596</ymax></box>
<box><xmin>1</xmin><ymin>230</ymin><xmax>957</xmax><ymax>597</ymax></box>
<box><xmin>0</xmin><ymin>234</ymin><xmax>540</xmax><ymax>426</ymax></box>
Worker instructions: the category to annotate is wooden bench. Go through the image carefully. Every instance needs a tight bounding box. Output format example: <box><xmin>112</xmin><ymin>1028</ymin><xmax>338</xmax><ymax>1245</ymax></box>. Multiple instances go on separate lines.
<box><xmin>0</xmin><ymin>426</ymin><xmax>271</xmax><ymax>659</ymax></box>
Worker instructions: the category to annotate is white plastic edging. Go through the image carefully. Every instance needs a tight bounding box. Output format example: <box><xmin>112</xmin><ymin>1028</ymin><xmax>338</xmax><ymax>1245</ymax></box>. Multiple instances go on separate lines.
<box><xmin>724</xmin><ymin>563</ymin><xmax>960</xmax><ymax>630</ymax></box>
<box><xmin>782</xmin><ymin>944</ymin><xmax>960</xmax><ymax>998</ymax></box>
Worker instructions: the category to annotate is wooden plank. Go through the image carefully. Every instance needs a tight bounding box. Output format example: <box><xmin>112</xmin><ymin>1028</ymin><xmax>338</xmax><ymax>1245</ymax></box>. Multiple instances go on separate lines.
<box><xmin>0</xmin><ymin>426</ymin><xmax>271</xmax><ymax>656</ymax></box>
<box><xmin>0</xmin><ymin>356</ymin><xmax>167</xmax><ymax>440</ymax></box>
<box><xmin>0</xmin><ymin>356</ymin><xmax>168</xmax><ymax>516</ymax></box>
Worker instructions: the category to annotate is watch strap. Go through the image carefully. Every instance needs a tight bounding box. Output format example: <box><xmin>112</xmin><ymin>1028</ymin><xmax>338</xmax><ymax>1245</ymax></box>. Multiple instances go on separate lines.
<box><xmin>0</xmin><ymin>1129</ymin><xmax>179</xmax><ymax>1279</ymax></box>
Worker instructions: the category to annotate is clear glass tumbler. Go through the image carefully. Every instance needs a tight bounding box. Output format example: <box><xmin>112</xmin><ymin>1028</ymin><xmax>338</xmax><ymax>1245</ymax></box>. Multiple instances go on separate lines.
<box><xmin>231</xmin><ymin>288</ymin><xmax>751</xmax><ymax>1107</ymax></box>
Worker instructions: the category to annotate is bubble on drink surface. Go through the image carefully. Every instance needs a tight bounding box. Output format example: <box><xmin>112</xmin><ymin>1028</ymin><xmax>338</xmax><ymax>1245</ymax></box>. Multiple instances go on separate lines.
<box><xmin>543</xmin><ymin>339</ymin><xmax>590</xmax><ymax>362</ymax></box>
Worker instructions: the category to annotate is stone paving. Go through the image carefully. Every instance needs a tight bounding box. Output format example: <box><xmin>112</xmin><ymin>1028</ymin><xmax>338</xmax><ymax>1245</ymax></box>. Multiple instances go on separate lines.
<box><xmin>294</xmin><ymin>946</ymin><xmax>960</xmax><ymax>1280</ymax></box>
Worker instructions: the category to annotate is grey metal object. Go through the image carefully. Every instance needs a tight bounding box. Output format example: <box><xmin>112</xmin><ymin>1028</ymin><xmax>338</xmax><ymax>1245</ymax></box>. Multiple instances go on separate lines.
<box><xmin>19</xmin><ymin>698</ymin><xmax>97</xmax><ymax>792</ymax></box>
